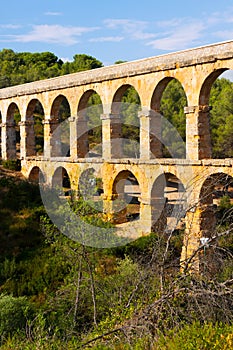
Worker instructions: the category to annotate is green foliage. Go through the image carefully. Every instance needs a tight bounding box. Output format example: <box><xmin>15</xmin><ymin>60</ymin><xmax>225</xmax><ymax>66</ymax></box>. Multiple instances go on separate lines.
<box><xmin>157</xmin><ymin>322</ymin><xmax>233</xmax><ymax>350</ymax></box>
<box><xmin>0</xmin><ymin>49</ymin><xmax>63</xmax><ymax>87</ymax></box>
<box><xmin>161</xmin><ymin>79</ymin><xmax>187</xmax><ymax>141</ymax></box>
<box><xmin>61</xmin><ymin>54</ymin><xmax>103</xmax><ymax>75</ymax></box>
<box><xmin>0</xmin><ymin>49</ymin><xmax>103</xmax><ymax>88</ymax></box>
<box><xmin>0</xmin><ymin>294</ymin><xmax>33</xmax><ymax>338</ymax></box>
<box><xmin>210</xmin><ymin>78</ymin><xmax>233</xmax><ymax>158</ymax></box>
<box><xmin>0</xmin><ymin>172</ymin><xmax>44</xmax><ymax>258</ymax></box>
<box><xmin>2</xmin><ymin>159</ymin><xmax>21</xmax><ymax>171</ymax></box>
<box><xmin>87</xmin><ymin>93</ymin><xmax>103</xmax><ymax>152</ymax></box>
<box><xmin>121</xmin><ymin>86</ymin><xmax>141</xmax><ymax>157</ymax></box>
<box><xmin>216</xmin><ymin>195</ymin><xmax>233</xmax><ymax>226</ymax></box>
<box><xmin>160</xmin><ymin>79</ymin><xmax>187</xmax><ymax>158</ymax></box>
<box><xmin>115</xmin><ymin>60</ymin><xmax>127</xmax><ymax>64</ymax></box>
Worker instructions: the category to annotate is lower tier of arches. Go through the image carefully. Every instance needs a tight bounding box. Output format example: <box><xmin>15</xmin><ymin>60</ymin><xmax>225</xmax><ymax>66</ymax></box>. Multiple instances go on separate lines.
<box><xmin>23</xmin><ymin>159</ymin><xmax>233</xmax><ymax>271</ymax></box>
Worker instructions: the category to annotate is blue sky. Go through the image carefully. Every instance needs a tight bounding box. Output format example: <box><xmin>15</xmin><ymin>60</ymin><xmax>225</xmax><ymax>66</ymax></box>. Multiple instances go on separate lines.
<box><xmin>1</xmin><ymin>0</ymin><xmax>233</xmax><ymax>66</ymax></box>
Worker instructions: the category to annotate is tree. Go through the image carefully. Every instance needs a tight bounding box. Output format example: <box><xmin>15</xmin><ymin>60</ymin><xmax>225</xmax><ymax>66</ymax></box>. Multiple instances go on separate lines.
<box><xmin>210</xmin><ymin>78</ymin><xmax>233</xmax><ymax>158</ymax></box>
<box><xmin>0</xmin><ymin>50</ymin><xmax>103</xmax><ymax>88</ymax></box>
<box><xmin>61</xmin><ymin>54</ymin><xmax>103</xmax><ymax>74</ymax></box>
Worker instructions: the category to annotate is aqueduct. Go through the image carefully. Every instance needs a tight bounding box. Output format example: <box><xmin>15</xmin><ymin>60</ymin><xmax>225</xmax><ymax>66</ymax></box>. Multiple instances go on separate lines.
<box><xmin>0</xmin><ymin>40</ymin><xmax>233</xmax><ymax>267</ymax></box>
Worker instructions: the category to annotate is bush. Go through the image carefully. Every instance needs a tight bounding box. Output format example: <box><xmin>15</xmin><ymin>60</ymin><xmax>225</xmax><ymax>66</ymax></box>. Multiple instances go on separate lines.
<box><xmin>0</xmin><ymin>294</ymin><xmax>33</xmax><ymax>338</ymax></box>
<box><xmin>157</xmin><ymin>322</ymin><xmax>233</xmax><ymax>350</ymax></box>
<box><xmin>2</xmin><ymin>159</ymin><xmax>21</xmax><ymax>171</ymax></box>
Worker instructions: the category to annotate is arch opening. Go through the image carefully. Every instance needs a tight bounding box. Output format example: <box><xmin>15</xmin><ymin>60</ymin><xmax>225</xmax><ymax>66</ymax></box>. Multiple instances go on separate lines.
<box><xmin>50</xmin><ymin>95</ymin><xmax>71</xmax><ymax>157</ymax></box>
<box><xmin>28</xmin><ymin>166</ymin><xmax>45</xmax><ymax>184</ymax></box>
<box><xmin>198</xmin><ymin>172</ymin><xmax>233</xmax><ymax>275</ymax></box>
<box><xmin>6</xmin><ymin>103</ymin><xmax>21</xmax><ymax>159</ymax></box>
<box><xmin>205</xmin><ymin>69</ymin><xmax>233</xmax><ymax>159</ymax></box>
<box><xmin>111</xmin><ymin>170</ymin><xmax>140</xmax><ymax>224</ymax></box>
<box><xmin>199</xmin><ymin>173</ymin><xmax>233</xmax><ymax>234</ymax></box>
<box><xmin>26</xmin><ymin>99</ymin><xmax>45</xmax><ymax>156</ymax></box>
<box><xmin>112</xmin><ymin>85</ymin><xmax>141</xmax><ymax>159</ymax></box>
<box><xmin>78</xmin><ymin>90</ymin><xmax>103</xmax><ymax>158</ymax></box>
<box><xmin>151</xmin><ymin>173</ymin><xmax>186</xmax><ymax>233</ymax></box>
<box><xmin>78</xmin><ymin>168</ymin><xmax>103</xmax><ymax>201</ymax></box>
<box><xmin>151</xmin><ymin>78</ymin><xmax>187</xmax><ymax>159</ymax></box>
<box><xmin>52</xmin><ymin>167</ymin><xmax>71</xmax><ymax>196</ymax></box>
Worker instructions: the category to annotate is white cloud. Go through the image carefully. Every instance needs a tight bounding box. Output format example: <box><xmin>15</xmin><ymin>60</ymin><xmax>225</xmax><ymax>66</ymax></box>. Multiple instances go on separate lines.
<box><xmin>44</xmin><ymin>12</ymin><xmax>62</xmax><ymax>16</ymax></box>
<box><xmin>156</xmin><ymin>18</ymin><xmax>183</xmax><ymax>28</ymax></box>
<box><xmin>104</xmin><ymin>18</ymin><xmax>146</xmax><ymax>29</ymax></box>
<box><xmin>9</xmin><ymin>24</ymin><xmax>99</xmax><ymax>45</ymax></box>
<box><xmin>0</xmin><ymin>24</ymin><xmax>21</xmax><ymax>29</ymax></box>
<box><xmin>89</xmin><ymin>36</ymin><xmax>124</xmax><ymax>43</ymax></box>
<box><xmin>147</xmin><ymin>20</ymin><xmax>205</xmax><ymax>51</ymax></box>
<box><xmin>214</xmin><ymin>30</ymin><xmax>233</xmax><ymax>41</ymax></box>
<box><xmin>104</xmin><ymin>18</ymin><xmax>156</xmax><ymax>41</ymax></box>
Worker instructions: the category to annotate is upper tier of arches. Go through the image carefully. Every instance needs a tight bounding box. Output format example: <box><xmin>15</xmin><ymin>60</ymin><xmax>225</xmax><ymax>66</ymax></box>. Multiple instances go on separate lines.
<box><xmin>0</xmin><ymin>44</ymin><xmax>233</xmax><ymax>161</ymax></box>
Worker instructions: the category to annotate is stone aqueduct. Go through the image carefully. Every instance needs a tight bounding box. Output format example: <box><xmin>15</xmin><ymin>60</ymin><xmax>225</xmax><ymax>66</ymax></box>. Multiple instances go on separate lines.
<box><xmin>0</xmin><ymin>40</ymin><xmax>233</xmax><ymax>265</ymax></box>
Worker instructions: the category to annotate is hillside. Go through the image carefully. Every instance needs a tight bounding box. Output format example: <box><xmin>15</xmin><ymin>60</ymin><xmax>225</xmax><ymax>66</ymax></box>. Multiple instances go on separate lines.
<box><xmin>0</xmin><ymin>164</ymin><xmax>232</xmax><ymax>348</ymax></box>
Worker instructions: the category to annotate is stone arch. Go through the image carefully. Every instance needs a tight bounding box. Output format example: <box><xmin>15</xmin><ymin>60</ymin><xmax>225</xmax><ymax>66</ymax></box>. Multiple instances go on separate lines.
<box><xmin>77</xmin><ymin>90</ymin><xmax>103</xmax><ymax>157</ymax></box>
<box><xmin>111</xmin><ymin>170</ymin><xmax>141</xmax><ymax>224</ymax></box>
<box><xmin>26</xmin><ymin>99</ymin><xmax>45</xmax><ymax>156</ymax></box>
<box><xmin>28</xmin><ymin>166</ymin><xmax>45</xmax><ymax>184</ymax></box>
<box><xmin>151</xmin><ymin>77</ymin><xmax>174</xmax><ymax>111</ymax></box>
<box><xmin>52</xmin><ymin>166</ymin><xmax>71</xmax><ymax>194</ymax></box>
<box><xmin>199</xmin><ymin>172</ymin><xmax>233</xmax><ymax>236</ymax></box>
<box><xmin>151</xmin><ymin>172</ymin><xmax>186</xmax><ymax>232</ymax></box>
<box><xmin>199</xmin><ymin>68</ymin><xmax>233</xmax><ymax>159</ymax></box>
<box><xmin>6</xmin><ymin>103</ymin><xmax>21</xmax><ymax>159</ymax></box>
<box><xmin>151</xmin><ymin>77</ymin><xmax>187</xmax><ymax>158</ymax></box>
<box><xmin>111</xmin><ymin>84</ymin><xmax>141</xmax><ymax>158</ymax></box>
<box><xmin>50</xmin><ymin>95</ymin><xmax>71</xmax><ymax>157</ymax></box>
<box><xmin>199</xmin><ymin>69</ymin><xmax>228</xmax><ymax>106</ymax></box>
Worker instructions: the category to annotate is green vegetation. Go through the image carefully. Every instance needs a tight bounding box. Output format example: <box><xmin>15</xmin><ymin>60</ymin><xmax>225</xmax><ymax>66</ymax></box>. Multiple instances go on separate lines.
<box><xmin>0</xmin><ymin>167</ymin><xmax>232</xmax><ymax>348</ymax></box>
<box><xmin>0</xmin><ymin>49</ymin><xmax>103</xmax><ymax>88</ymax></box>
<box><xmin>2</xmin><ymin>159</ymin><xmax>21</xmax><ymax>171</ymax></box>
<box><xmin>0</xmin><ymin>49</ymin><xmax>232</xmax><ymax>348</ymax></box>
<box><xmin>210</xmin><ymin>78</ymin><xmax>233</xmax><ymax>158</ymax></box>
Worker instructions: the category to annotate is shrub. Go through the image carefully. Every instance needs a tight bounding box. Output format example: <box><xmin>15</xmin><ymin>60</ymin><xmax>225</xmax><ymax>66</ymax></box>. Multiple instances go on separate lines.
<box><xmin>2</xmin><ymin>159</ymin><xmax>21</xmax><ymax>171</ymax></box>
<box><xmin>157</xmin><ymin>322</ymin><xmax>233</xmax><ymax>350</ymax></box>
<box><xmin>0</xmin><ymin>294</ymin><xmax>33</xmax><ymax>338</ymax></box>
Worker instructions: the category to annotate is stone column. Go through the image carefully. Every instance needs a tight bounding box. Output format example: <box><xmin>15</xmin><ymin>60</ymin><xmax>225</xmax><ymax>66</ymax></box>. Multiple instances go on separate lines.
<box><xmin>181</xmin><ymin>203</ymin><xmax>216</xmax><ymax>272</ymax></box>
<box><xmin>43</xmin><ymin>118</ymin><xmax>60</xmax><ymax>158</ymax></box>
<box><xmin>181</xmin><ymin>207</ymin><xmax>201</xmax><ymax>272</ymax></box>
<box><xmin>102</xmin><ymin>194</ymin><xmax>117</xmax><ymax>222</ymax></box>
<box><xmin>185</xmin><ymin>105</ymin><xmax>212</xmax><ymax>160</ymax></box>
<box><xmin>101</xmin><ymin>113</ymin><xmax>122</xmax><ymax>160</ymax></box>
<box><xmin>151</xmin><ymin>197</ymin><xmax>167</xmax><ymax>233</ymax></box>
<box><xmin>1</xmin><ymin>122</ymin><xmax>16</xmax><ymax>160</ymax></box>
<box><xmin>139</xmin><ymin>197</ymin><xmax>153</xmax><ymax>234</ymax></box>
<box><xmin>139</xmin><ymin>109</ymin><xmax>162</xmax><ymax>160</ymax></box>
<box><xmin>103</xmin><ymin>192</ymin><xmax>130</xmax><ymax>224</ymax></box>
<box><xmin>139</xmin><ymin>196</ymin><xmax>167</xmax><ymax>234</ymax></box>
<box><xmin>19</xmin><ymin>120</ymin><xmax>35</xmax><ymax>159</ymax></box>
<box><xmin>69</xmin><ymin>116</ymin><xmax>78</xmax><ymax>159</ymax></box>
<box><xmin>76</xmin><ymin>116</ymin><xmax>89</xmax><ymax>158</ymax></box>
